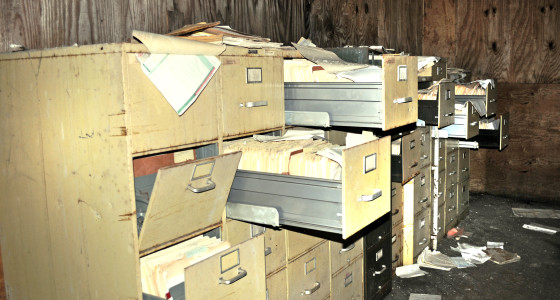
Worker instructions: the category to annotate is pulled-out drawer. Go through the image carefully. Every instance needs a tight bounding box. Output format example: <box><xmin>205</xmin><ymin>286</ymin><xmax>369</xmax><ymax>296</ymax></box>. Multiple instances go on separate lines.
<box><xmin>472</xmin><ymin>113</ymin><xmax>509</xmax><ymax>151</ymax></box>
<box><xmin>419</xmin><ymin>127</ymin><xmax>431</xmax><ymax>168</ymax></box>
<box><xmin>455</xmin><ymin>83</ymin><xmax>497</xmax><ymax>118</ymax></box>
<box><xmin>266</xmin><ymin>268</ymin><xmax>287</xmax><ymax>300</ymax></box>
<box><xmin>284</xmin><ymin>55</ymin><xmax>418</xmax><ymax>131</ymax></box>
<box><xmin>287</xmin><ymin>241</ymin><xmax>330</xmax><ymax>300</ymax></box>
<box><xmin>391</xmin><ymin>183</ymin><xmax>403</xmax><ymax>227</ymax></box>
<box><xmin>226</xmin><ymin>137</ymin><xmax>391</xmax><ymax>239</ymax></box>
<box><xmin>458</xmin><ymin>148</ymin><xmax>470</xmax><ymax>182</ymax></box>
<box><xmin>391</xmin><ymin>225</ymin><xmax>403</xmax><ymax>271</ymax></box>
<box><xmin>330</xmin><ymin>237</ymin><xmax>364</xmax><ymax>276</ymax></box>
<box><xmin>441</xmin><ymin>102</ymin><xmax>480</xmax><ymax>139</ymax></box>
<box><xmin>445</xmin><ymin>148</ymin><xmax>458</xmax><ymax>190</ymax></box>
<box><xmin>364</xmin><ymin>236</ymin><xmax>392</xmax><ymax>299</ymax></box>
<box><xmin>391</xmin><ymin>131</ymin><xmax>421</xmax><ymax>184</ymax></box>
<box><xmin>457</xmin><ymin>179</ymin><xmax>470</xmax><ymax>217</ymax></box>
<box><xmin>184</xmin><ymin>235</ymin><xmax>266</xmax><ymax>300</ymax></box>
<box><xmin>138</xmin><ymin>152</ymin><xmax>242</xmax><ymax>256</ymax></box>
<box><xmin>418</xmin><ymin>80</ymin><xmax>455</xmax><ymax>128</ymax></box>
<box><xmin>418</xmin><ymin>56</ymin><xmax>447</xmax><ymax>82</ymax></box>
<box><xmin>331</xmin><ymin>257</ymin><xmax>364</xmax><ymax>300</ymax></box>
<box><xmin>220</xmin><ymin>56</ymin><xmax>284</xmax><ymax>138</ymax></box>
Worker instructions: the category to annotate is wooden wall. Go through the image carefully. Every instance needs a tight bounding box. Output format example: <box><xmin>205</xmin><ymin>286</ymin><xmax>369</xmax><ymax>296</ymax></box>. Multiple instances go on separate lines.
<box><xmin>423</xmin><ymin>0</ymin><xmax>560</xmax><ymax>201</ymax></box>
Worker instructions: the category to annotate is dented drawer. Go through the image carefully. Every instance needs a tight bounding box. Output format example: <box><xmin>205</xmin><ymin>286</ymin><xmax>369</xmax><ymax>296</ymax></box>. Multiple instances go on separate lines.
<box><xmin>287</xmin><ymin>241</ymin><xmax>330</xmax><ymax>300</ymax></box>
<box><xmin>331</xmin><ymin>257</ymin><xmax>364</xmax><ymax>300</ymax></box>
<box><xmin>227</xmin><ymin>137</ymin><xmax>391</xmax><ymax>239</ymax></box>
<box><xmin>457</xmin><ymin>179</ymin><xmax>470</xmax><ymax>216</ymax></box>
<box><xmin>220</xmin><ymin>56</ymin><xmax>284</xmax><ymax>138</ymax></box>
<box><xmin>329</xmin><ymin>237</ymin><xmax>364</xmax><ymax>276</ymax></box>
<box><xmin>184</xmin><ymin>235</ymin><xmax>266</xmax><ymax>300</ymax></box>
<box><xmin>264</xmin><ymin>228</ymin><xmax>288</xmax><ymax>275</ymax></box>
<box><xmin>391</xmin><ymin>183</ymin><xmax>403</xmax><ymax>227</ymax></box>
<box><xmin>391</xmin><ymin>225</ymin><xmax>403</xmax><ymax>271</ymax></box>
<box><xmin>418</xmin><ymin>80</ymin><xmax>455</xmax><ymax>128</ymax></box>
<box><xmin>419</xmin><ymin>127</ymin><xmax>432</xmax><ymax>168</ymax></box>
<box><xmin>391</xmin><ymin>131</ymin><xmax>421</xmax><ymax>184</ymax></box>
<box><xmin>474</xmin><ymin>113</ymin><xmax>510</xmax><ymax>151</ymax></box>
<box><xmin>458</xmin><ymin>148</ymin><xmax>470</xmax><ymax>181</ymax></box>
<box><xmin>266</xmin><ymin>268</ymin><xmax>287</xmax><ymax>300</ymax></box>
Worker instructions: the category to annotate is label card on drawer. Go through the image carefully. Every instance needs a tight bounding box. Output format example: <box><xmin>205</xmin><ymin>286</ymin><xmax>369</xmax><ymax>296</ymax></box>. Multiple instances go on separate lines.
<box><xmin>344</xmin><ymin>272</ymin><xmax>353</xmax><ymax>287</ymax></box>
<box><xmin>398</xmin><ymin>65</ymin><xmax>408</xmax><ymax>81</ymax></box>
<box><xmin>220</xmin><ymin>249</ymin><xmax>240</xmax><ymax>273</ymax></box>
<box><xmin>305</xmin><ymin>257</ymin><xmax>317</xmax><ymax>275</ymax></box>
<box><xmin>364</xmin><ymin>153</ymin><xmax>377</xmax><ymax>174</ymax></box>
<box><xmin>376</xmin><ymin>249</ymin><xmax>383</xmax><ymax>261</ymax></box>
<box><xmin>246</xmin><ymin>68</ymin><xmax>262</xmax><ymax>83</ymax></box>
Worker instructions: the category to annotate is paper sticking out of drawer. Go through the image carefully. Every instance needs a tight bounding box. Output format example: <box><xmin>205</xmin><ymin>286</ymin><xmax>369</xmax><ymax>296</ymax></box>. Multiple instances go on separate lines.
<box><xmin>139</xmin><ymin>151</ymin><xmax>242</xmax><ymax>256</ymax></box>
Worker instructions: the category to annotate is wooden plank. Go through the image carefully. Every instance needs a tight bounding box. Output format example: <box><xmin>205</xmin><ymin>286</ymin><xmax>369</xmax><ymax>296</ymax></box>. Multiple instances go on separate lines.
<box><xmin>470</xmin><ymin>83</ymin><xmax>560</xmax><ymax>200</ymax></box>
<box><xmin>532</xmin><ymin>0</ymin><xmax>560</xmax><ymax>83</ymax></box>
<box><xmin>422</xmin><ymin>0</ymin><xmax>457</xmax><ymax>65</ymax></box>
<box><xmin>0</xmin><ymin>243</ymin><xmax>5</xmax><ymax>300</ymax></box>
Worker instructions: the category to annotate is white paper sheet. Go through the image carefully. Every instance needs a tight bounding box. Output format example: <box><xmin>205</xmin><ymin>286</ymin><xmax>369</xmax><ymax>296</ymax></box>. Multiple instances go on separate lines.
<box><xmin>396</xmin><ymin>264</ymin><xmax>428</xmax><ymax>278</ymax></box>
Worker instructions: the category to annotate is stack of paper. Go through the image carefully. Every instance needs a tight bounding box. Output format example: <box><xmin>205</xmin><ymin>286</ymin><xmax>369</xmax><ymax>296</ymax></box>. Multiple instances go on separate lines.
<box><xmin>450</xmin><ymin>243</ymin><xmax>491</xmax><ymax>264</ymax></box>
<box><xmin>395</xmin><ymin>264</ymin><xmax>428</xmax><ymax>278</ymax></box>
<box><xmin>416</xmin><ymin>248</ymin><xmax>457</xmax><ymax>271</ymax></box>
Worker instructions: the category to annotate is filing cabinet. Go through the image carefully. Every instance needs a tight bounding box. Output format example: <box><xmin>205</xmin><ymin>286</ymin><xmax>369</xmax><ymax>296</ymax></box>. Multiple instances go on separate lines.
<box><xmin>432</xmin><ymin>138</ymin><xmax>446</xmax><ymax>174</ymax></box>
<box><xmin>287</xmin><ymin>241</ymin><xmax>330</xmax><ymax>300</ymax></box>
<box><xmin>363</xmin><ymin>213</ymin><xmax>392</xmax><ymax>300</ymax></box>
<box><xmin>266</xmin><ymin>268</ymin><xmax>288</xmax><ymax>300</ymax></box>
<box><xmin>435</xmin><ymin>203</ymin><xmax>446</xmax><ymax>241</ymax></box>
<box><xmin>444</xmin><ymin>187</ymin><xmax>458</xmax><ymax>232</ymax></box>
<box><xmin>418</xmin><ymin>80</ymin><xmax>455</xmax><ymax>128</ymax></box>
<box><xmin>391</xmin><ymin>225</ymin><xmax>404</xmax><ymax>271</ymax></box>
<box><xmin>473</xmin><ymin>113</ymin><xmax>510</xmax><ymax>151</ymax></box>
<box><xmin>455</xmin><ymin>82</ymin><xmax>497</xmax><ymax>118</ymax></box>
<box><xmin>391</xmin><ymin>131</ymin><xmax>421</xmax><ymax>184</ymax></box>
<box><xmin>391</xmin><ymin>183</ymin><xmax>404</xmax><ymax>227</ymax></box>
<box><xmin>331</xmin><ymin>257</ymin><xmax>364</xmax><ymax>300</ymax></box>
<box><xmin>458</xmin><ymin>148</ymin><xmax>470</xmax><ymax>182</ymax></box>
<box><xmin>417</xmin><ymin>56</ymin><xmax>447</xmax><ymax>82</ymax></box>
<box><xmin>457</xmin><ymin>179</ymin><xmax>470</xmax><ymax>221</ymax></box>
<box><xmin>402</xmin><ymin>179</ymin><xmax>431</xmax><ymax>265</ymax></box>
<box><xmin>442</xmin><ymin>102</ymin><xmax>480</xmax><ymax>139</ymax></box>
<box><xmin>419</xmin><ymin>127</ymin><xmax>432</xmax><ymax>168</ymax></box>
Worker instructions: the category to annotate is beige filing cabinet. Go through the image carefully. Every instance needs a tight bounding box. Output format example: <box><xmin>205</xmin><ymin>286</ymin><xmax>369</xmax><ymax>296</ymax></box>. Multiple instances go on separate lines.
<box><xmin>391</xmin><ymin>182</ymin><xmax>404</xmax><ymax>271</ymax></box>
<box><xmin>402</xmin><ymin>177</ymin><xmax>431</xmax><ymax>265</ymax></box>
<box><xmin>0</xmin><ymin>43</ymin><xmax>284</xmax><ymax>299</ymax></box>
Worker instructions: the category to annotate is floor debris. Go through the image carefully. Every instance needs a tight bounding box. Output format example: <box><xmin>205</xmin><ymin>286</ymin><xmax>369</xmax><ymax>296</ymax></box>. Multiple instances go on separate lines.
<box><xmin>450</xmin><ymin>243</ymin><xmax>491</xmax><ymax>264</ymax></box>
<box><xmin>512</xmin><ymin>208</ymin><xmax>560</xmax><ymax>219</ymax></box>
<box><xmin>417</xmin><ymin>248</ymin><xmax>456</xmax><ymax>271</ymax></box>
<box><xmin>396</xmin><ymin>264</ymin><xmax>428</xmax><ymax>278</ymax></box>
<box><xmin>522</xmin><ymin>223</ymin><xmax>558</xmax><ymax>235</ymax></box>
<box><xmin>483</xmin><ymin>248</ymin><xmax>521</xmax><ymax>265</ymax></box>
<box><xmin>409</xmin><ymin>293</ymin><xmax>442</xmax><ymax>300</ymax></box>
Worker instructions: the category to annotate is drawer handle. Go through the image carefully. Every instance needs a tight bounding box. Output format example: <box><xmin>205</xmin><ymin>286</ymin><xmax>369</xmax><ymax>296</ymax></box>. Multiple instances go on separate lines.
<box><xmin>339</xmin><ymin>243</ymin><xmax>356</xmax><ymax>253</ymax></box>
<box><xmin>219</xmin><ymin>267</ymin><xmax>247</xmax><ymax>285</ymax></box>
<box><xmin>418</xmin><ymin>238</ymin><xmax>428</xmax><ymax>246</ymax></box>
<box><xmin>392</xmin><ymin>234</ymin><xmax>397</xmax><ymax>243</ymax></box>
<box><xmin>437</xmin><ymin>192</ymin><xmax>443</xmax><ymax>197</ymax></box>
<box><xmin>410</xmin><ymin>161</ymin><xmax>419</xmax><ymax>168</ymax></box>
<box><xmin>419</xmin><ymin>197</ymin><xmax>428</xmax><ymax>204</ymax></box>
<box><xmin>462</xmin><ymin>167</ymin><xmax>469</xmax><ymax>172</ymax></box>
<box><xmin>373</xmin><ymin>265</ymin><xmax>387</xmax><ymax>276</ymax></box>
<box><xmin>359</xmin><ymin>189</ymin><xmax>382</xmax><ymax>202</ymax></box>
<box><xmin>448</xmin><ymin>205</ymin><xmax>456</xmax><ymax>211</ymax></box>
<box><xmin>503</xmin><ymin>134</ymin><xmax>509</xmax><ymax>139</ymax></box>
<box><xmin>470</xmin><ymin>121</ymin><xmax>478</xmax><ymax>126</ymax></box>
<box><xmin>449</xmin><ymin>171</ymin><xmax>457</xmax><ymax>176</ymax></box>
<box><xmin>392</xmin><ymin>255</ymin><xmax>400</xmax><ymax>263</ymax></box>
<box><xmin>302</xmin><ymin>282</ymin><xmax>320</xmax><ymax>295</ymax></box>
<box><xmin>489</xmin><ymin>99</ymin><xmax>496</xmax><ymax>103</ymax></box>
<box><xmin>392</xmin><ymin>208</ymin><xmax>400</xmax><ymax>216</ymax></box>
<box><xmin>264</xmin><ymin>247</ymin><xmax>272</xmax><ymax>256</ymax></box>
<box><xmin>420</xmin><ymin>155</ymin><xmax>428</xmax><ymax>160</ymax></box>
<box><xmin>444</xmin><ymin>112</ymin><xmax>454</xmax><ymax>117</ymax></box>
<box><xmin>187</xmin><ymin>178</ymin><xmax>216</xmax><ymax>193</ymax></box>
<box><xmin>393</xmin><ymin>97</ymin><xmax>413</xmax><ymax>104</ymax></box>
<box><xmin>241</xmin><ymin>101</ymin><xmax>268</xmax><ymax>108</ymax></box>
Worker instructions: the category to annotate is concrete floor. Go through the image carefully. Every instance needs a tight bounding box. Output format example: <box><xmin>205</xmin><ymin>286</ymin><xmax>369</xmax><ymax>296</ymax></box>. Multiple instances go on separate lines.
<box><xmin>386</xmin><ymin>193</ymin><xmax>560</xmax><ymax>300</ymax></box>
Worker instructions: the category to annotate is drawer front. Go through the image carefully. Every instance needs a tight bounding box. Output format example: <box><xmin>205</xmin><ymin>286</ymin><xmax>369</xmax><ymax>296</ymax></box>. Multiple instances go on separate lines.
<box><xmin>139</xmin><ymin>152</ymin><xmax>242</xmax><ymax>255</ymax></box>
<box><xmin>458</xmin><ymin>148</ymin><xmax>470</xmax><ymax>181</ymax></box>
<box><xmin>364</xmin><ymin>213</ymin><xmax>392</xmax><ymax>250</ymax></box>
<box><xmin>266</xmin><ymin>268</ymin><xmax>287</xmax><ymax>300</ymax></box>
<box><xmin>457</xmin><ymin>179</ymin><xmax>470</xmax><ymax>216</ymax></box>
<box><xmin>223</xmin><ymin>219</ymin><xmax>253</xmax><ymax>246</ymax></box>
<box><xmin>364</xmin><ymin>237</ymin><xmax>392</xmax><ymax>299</ymax></box>
<box><xmin>391</xmin><ymin>183</ymin><xmax>403</xmax><ymax>227</ymax></box>
<box><xmin>465</xmin><ymin>102</ymin><xmax>481</xmax><ymax>139</ymax></box>
<box><xmin>401</xmin><ymin>132</ymin><xmax>421</xmax><ymax>182</ymax></box>
<box><xmin>445</xmin><ymin>188</ymin><xmax>458</xmax><ymax>229</ymax></box>
<box><xmin>221</xmin><ymin>56</ymin><xmax>284</xmax><ymax>138</ymax></box>
<box><xmin>287</xmin><ymin>242</ymin><xmax>330</xmax><ymax>300</ymax></box>
<box><xmin>414</xmin><ymin>168</ymin><xmax>431</xmax><ymax>215</ymax></box>
<box><xmin>329</xmin><ymin>238</ymin><xmax>364</xmax><ymax>276</ymax></box>
<box><xmin>438</xmin><ymin>81</ymin><xmax>455</xmax><ymax>128</ymax></box>
<box><xmin>342</xmin><ymin>136</ymin><xmax>391</xmax><ymax>239</ymax></box>
<box><xmin>413</xmin><ymin>208</ymin><xmax>431</xmax><ymax>257</ymax></box>
<box><xmin>331</xmin><ymin>257</ymin><xmax>363</xmax><ymax>300</ymax></box>
<box><xmin>419</xmin><ymin>127</ymin><xmax>431</xmax><ymax>168</ymax></box>
<box><xmin>184</xmin><ymin>235</ymin><xmax>266</xmax><ymax>300</ymax></box>
<box><xmin>445</xmin><ymin>149</ymin><xmax>458</xmax><ymax>190</ymax></box>
<box><xmin>436</xmin><ymin>204</ymin><xmax>446</xmax><ymax>241</ymax></box>
<box><xmin>286</xmin><ymin>230</ymin><xmax>324</xmax><ymax>262</ymax></box>
<box><xmin>126</xmin><ymin>54</ymin><xmax>219</xmax><ymax>155</ymax></box>
<box><xmin>486</xmin><ymin>84</ymin><xmax>497</xmax><ymax>117</ymax></box>
<box><xmin>432</xmin><ymin>139</ymin><xmax>446</xmax><ymax>174</ymax></box>
<box><xmin>432</xmin><ymin>170</ymin><xmax>445</xmax><ymax>207</ymax></box>
<box><xmin>265</xmin><ymin>228</ymin><xmax>288</xmax><ymax>275</ymax></box>
<box><xmin>500</xmin><ymin>113</ymin><xmax>510</xmax><ymax>150</ymax></box>
<box><xmin>391</xmin><ymin>225</ymin><xmax>403</xmax><ymax>271</ymax></box>
<box><xmin>381</xmin><ymin>55</ymin><xmax>418</xmax><ymax>130</ymax></box>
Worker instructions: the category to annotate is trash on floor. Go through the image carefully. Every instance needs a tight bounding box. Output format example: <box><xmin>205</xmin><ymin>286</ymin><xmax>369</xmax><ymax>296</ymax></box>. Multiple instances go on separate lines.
<box><xmin>522</xmin><ymin>223</ymin><xmax>558</xmax><ymax>235</ymax></box>
<box><xmin>487</xmin><ymin>241</ymin><xmax>504</xmax><ymax>249</ymax></box>
<box><xmin>483</xmin><ymin>248</ymin><xmax>521</xmax><ymax>265</ymax></box>
<box><xmin>409</xmin><ymin>293</ymin><xmax>442</xmax><ymax>300</ymax></box>
<box><xmin>512</xmin><ymin>208</ymin><xmax>560</xmax><ymax>219</ymax></box>
<box><xmin>396</xmin><ymin>264</ymin><xmax>429</xmax><ymax>278</ymax></box>
<box><xmin>449</xmin><ymin>256</ymin><xmax>476</xmax><ymax>268</ymax></box>
<box><xmin>446</xmin><ymin>227</ymin><xmax>472</xmax><ymax>239</ymax></box>
<box><xmin>450</xmin><ymin>243</ymin><xmax>491</xmax><ymax>264</ymax></box>
<box><xmin>417</xmin><ymin>248</ymin><xmax>456</xmax><ymax>271</ymax></box>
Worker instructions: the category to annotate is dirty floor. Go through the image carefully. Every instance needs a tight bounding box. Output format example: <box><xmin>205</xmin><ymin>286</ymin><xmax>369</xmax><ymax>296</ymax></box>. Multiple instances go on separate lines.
<box><xmin>386</xmin><ymin>193</ymin><xmax>560</xmax><ymax>300</ymax></box>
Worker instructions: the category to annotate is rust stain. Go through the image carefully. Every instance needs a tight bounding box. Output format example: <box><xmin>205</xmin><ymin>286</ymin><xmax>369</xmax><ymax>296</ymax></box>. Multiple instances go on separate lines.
<box><xmin>119</xmin><ymin>211</ymin><xmax>136</xmax><ymax>217</ymax></box>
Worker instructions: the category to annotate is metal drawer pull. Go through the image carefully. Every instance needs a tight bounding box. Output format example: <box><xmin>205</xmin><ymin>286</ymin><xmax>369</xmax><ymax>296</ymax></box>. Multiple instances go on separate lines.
<box><xmin>448</xmin><ymin>205</ymin><xmax>456</xmax><ymax>211</ymax></box>
<box><xmin>374</xmin><ymin>265</ymin><xmax>387</xmax><ymax>275</ymax></box>
<box><xmin>219</xmin><ymin>268</ymin><xmax>247</xmax><ymax>285</ymax></box>
<box><xmin>392</xmin><ymin>255</ymin><xmax>400</xmax><ymax>263</ymax></box>
<box><xmin>359</xmin><ymin>189</ymin><xmax>382</xmax><ymax>202</ymax></box>
<box><xmin>444</xmin><ymin>112</ymin><xmax>454</xmax><ymax>117</ymax></box>
<box><xmin>187</xmin><ymin>178</ymin><xmax>216</xmax><ymax>193</ymax></box>
<box><xmin>462</xmin><ymin>167</ymin><xmax>469</xmax><ymax>172</ymax></box>
<box><xmin>418</xmin><ymin>238</ymin><xmax>428</xmax><ymax>246</ymax></box>
<box><xmin>393</xmin><ymin>97</ymin><xmax>413</xmax><ymax>104</ymax></box>
<box><xmin>392</xmin><ymin>209</ymin><xmax>400</xmax><ymax>216</ymax></box>
<box><xmin>241</xmin><ymin>101</ymin><xmax>268</xmax><ymax>108</ymax></box>
<box><xmin>503</xmin><ymin>134</ymin><xmax>509</xmax><ymax>139</ymax></box>
<box><xmin>339</xmin><ymin>243</ymin><xmax>356</xmax><ymax>253</ymax></box>
<box><xmin>449</xmin><ymin>171</ymin><xmax>457</xmax><ymax>176</ymax></box>
<box><xmin>470</xmin><ymin>121</ymin><xmax>478</xmax><ymax>126</ymax></box>
<box><xmin>264</xmin><ymin>247</ymin><xmax>272</xmax><ymax>256</ymax></box>
<box><xmin>419</xmin><ymin>197</ymin><xmax>428</xmax><ymax>204</ymax></box>
<box><xmin>410</xmin><ymin>161</ymin><xmax>419</xmax><ymax>168</ymax></box>
<box><xmin>420</xmin><ymin>155</ymin><xmax>428</xmax><ymax>160</ymax></box>
<box><xmin>489</xmin><ymin>99</ymin><xmax>496</xmax><ymax>103</ymax></box>
<box><xmin>302</xmin><ymin>282</ymin><xmax>320</xmax><ymax>295</ymax></box>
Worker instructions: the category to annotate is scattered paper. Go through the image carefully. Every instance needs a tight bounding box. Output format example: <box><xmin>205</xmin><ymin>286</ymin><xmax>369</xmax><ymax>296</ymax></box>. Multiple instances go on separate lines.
<box><xmin>417</xmin><ymin>248</ymin><xmax>456</xmax><ymax>271</ymax></box>
<box><xmin>396</xmin><ymin>264</ymin><xmax>428</xmax><ymax>278</ymax></box>
<box><xmin>487</xmin><ymin>241</ymin><xmax>504</xmax><ymax>249</ymax></box>
<box><xmin>450</xmin><ymin>257</ymin><xmax>476</xmax><ymax>269</ymax></box>
<box><xmin>253</xmin><ymin>129</ymin><xmax>325</xmax><ymax>142</ymax></box>
<box><xmin>512</xmin><ymin>208</ymin><xmax>560</xmax><ymax>219</ymax></box>
<box><xmin>337</xmin><ymin>66</ymin><xmax>382</xmax><ymax>82</ymax></box>
<box><xmin>483</xmin><ymin>248</ymin><xmax>521</xmax><ymax>265</ymax></box>
<box><xmin>345</xmin><ymin>131</ymin><xmax>379</xmax><ymax>148</ymax></box>
<box><xmin>522</xmin><ymin>223</ymin><xmax>558</xmax><ymax>235</ymax></box>
<box><xmin>417</xmin><ymin>56</ymin><xmax>439</xmax><ymax>71</ymax></box>
<box><xmin>409</xmin><ymin>293</ymin><xmax>442</xmax><ymax>300</ymax></box>
<box><xmin>451</xmin><ymin>243</ymin><xmax>491</xmax><ymax>264</ymax></box>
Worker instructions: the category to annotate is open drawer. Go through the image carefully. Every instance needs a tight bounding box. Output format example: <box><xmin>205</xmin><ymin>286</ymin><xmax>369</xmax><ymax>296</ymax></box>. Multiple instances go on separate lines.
<box><xmin>284</xmin><ymin>55</ymin><xmax>418</xmax><ymax>131</ymax></box>
<box><xmin>441</xmin><ymin>102</ymin><xmax>480</xmax><ymax>139</ymax></box>
<box><xmin>418</xmin><ymin>56</ymin><xmax>447</xmax><ymax>83</ymax></box>
<box><xmin>418</xmin><ymin>80</ymin><xmax>455</xmax><ymax>128</ymax></box>
<box><xmin>471</xmin><ymin>113</ymin><xmax>509</xmax><ymax>151</ymax></box>
<box><xmin>455</xmin><ymin>82</ymin><xmax>497</xmax><ymax>118</ymax></box>
<box><xmin>138</xmin><ymin>151</ymin><xmax>242</xmax><ymax>256</ymax></box>
<box><xmin>226</xmin><ymin>137</ymin><xmax>391</xmax><ymax>239</ymax></box>
<box><xmin>391</xmin><ymin>130</ymin><xmax>421</xmax><ymax>184</ymax></box>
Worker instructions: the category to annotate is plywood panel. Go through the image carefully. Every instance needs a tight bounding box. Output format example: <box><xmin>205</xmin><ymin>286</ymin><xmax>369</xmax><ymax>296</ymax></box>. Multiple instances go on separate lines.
<box><xmin>470</xmin><ymin>83</ymin><xmax>560</xmax><ymax>200</ymax></box>
<box><xmin>379</xmin><ymin>0</ymin><xmax>423</xmax><ymax>54</ymax></box>
<box><xmin>0</xmin><ymin>243</ymin><xmax>5</xmax><ymax>300</ymax></box>
<box><xmin>422</xmin><ymin>0</ymin><xmax>457</xmax><ymax>65</ymax></box>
